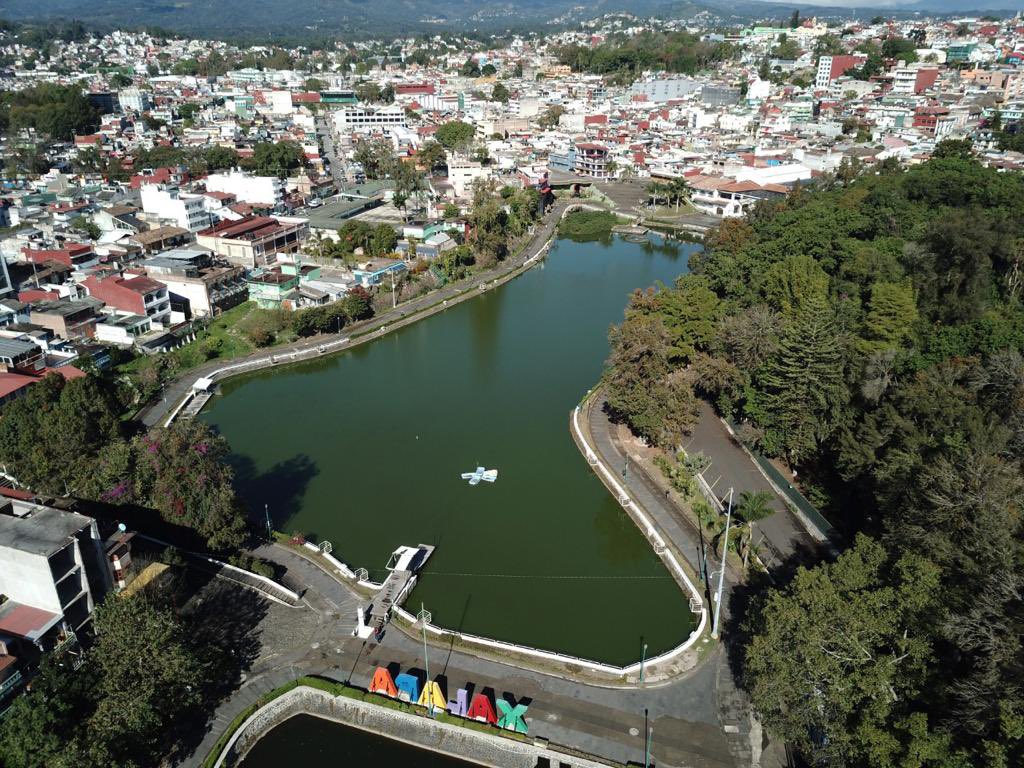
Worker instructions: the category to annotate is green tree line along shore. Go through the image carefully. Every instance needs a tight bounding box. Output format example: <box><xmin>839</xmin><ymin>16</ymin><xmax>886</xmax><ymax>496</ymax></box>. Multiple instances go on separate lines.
<box><xmin>604</xmin><ymin>148</ymin><xmax>1024</xmax><ymax>767</ymax></box>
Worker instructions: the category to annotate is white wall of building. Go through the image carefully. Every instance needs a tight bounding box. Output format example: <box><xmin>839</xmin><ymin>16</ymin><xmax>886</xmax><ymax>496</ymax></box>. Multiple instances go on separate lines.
<box><xmin>140</xmin><ymin>185</ymin><xmax>212</xmax><ymax>232</ymax></box>
<box><xmin>206</xmin><ymin>169</ymin><xmax>285</xmax><ymax>207</ymax></box>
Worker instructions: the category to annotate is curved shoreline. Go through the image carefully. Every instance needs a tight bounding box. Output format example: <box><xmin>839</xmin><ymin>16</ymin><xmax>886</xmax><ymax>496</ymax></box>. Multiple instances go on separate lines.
<box><xmin>173</xmin><ymin>207</ymin><xmax>710</xmax><ymax>682</ymax></box>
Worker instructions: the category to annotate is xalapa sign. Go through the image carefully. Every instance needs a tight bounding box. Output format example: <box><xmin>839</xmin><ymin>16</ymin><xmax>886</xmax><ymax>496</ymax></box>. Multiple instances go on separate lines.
<box><xmin>368</xmin><ymin>665</ymin><xmax>530</xmax><ymax>734</ymax></box>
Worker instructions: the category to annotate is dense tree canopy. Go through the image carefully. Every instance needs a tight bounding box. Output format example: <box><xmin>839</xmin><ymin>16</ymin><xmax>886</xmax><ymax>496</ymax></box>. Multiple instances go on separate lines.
<box><xmin>606</xmin><ymin>155</ymin><xmax>1024</xmax><ymax>766</ymax></box>
<box><xmin>0</xmin><ymin>374</ymin><xmax>123</xmax><ymax>494</ymax></box>
<box><xmin>556</xmin><ymin>31</ymin><xmax>734</xmax><ymax>84</ymax></box>
<box><xmin>0</xmin><ymin>374</ymin><xmax>249</xmax><ymax>551</ymax></box>
<box><xmin>434</xmin><ymin>120</ymin><xmax>476</xmax><ymax>150</ymax></box>
<box><xmin>0</xmin><ymin>595</ymin><xmax>205</xmax><ymax>768</ymax></box>
<box><xmin>0</xmin><ymin>84</ymin><xmax>99</xmax><ymax>139</ymax></box>
<box><xmin>245</xmin><ymin>140</ymin><xmax>305</xmax><ymax>178</ymax></box>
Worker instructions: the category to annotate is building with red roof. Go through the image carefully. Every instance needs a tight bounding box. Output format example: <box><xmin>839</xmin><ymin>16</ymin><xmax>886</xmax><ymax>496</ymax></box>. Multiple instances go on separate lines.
<box><xmin>196</xmin><ymin>215</ymin><xmax>309</xmax><ymax>269</ymax></box>
<box><xmin>83</xmin><ymin>272</ymin><xmax>172</xmax><ymax>326</ymax></box>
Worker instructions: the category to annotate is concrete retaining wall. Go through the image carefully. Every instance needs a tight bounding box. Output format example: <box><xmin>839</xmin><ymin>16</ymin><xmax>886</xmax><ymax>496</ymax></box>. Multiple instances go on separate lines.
<box><xmin>221</xmin><ymin>686</ymin><xmax>614</xmax><ymax>768</ymax></box>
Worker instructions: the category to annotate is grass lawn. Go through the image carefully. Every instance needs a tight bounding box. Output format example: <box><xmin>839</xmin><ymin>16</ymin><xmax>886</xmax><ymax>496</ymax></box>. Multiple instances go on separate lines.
<box><xmin>645</xmin><ymin>203</ymin><xmax>698</xmax><ymax>220</ymax></box>
<box><xmin>118</xmin><ymin>301</ymin><xmax>298</xmax><ymax>381</ymax></box>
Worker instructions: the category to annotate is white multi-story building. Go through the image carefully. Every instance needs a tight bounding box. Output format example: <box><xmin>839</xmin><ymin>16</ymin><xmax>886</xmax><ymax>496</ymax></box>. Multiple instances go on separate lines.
<box><xmin>331</xmin><ymin>105</ymin><xmax>407</xmax><ymax>131</ymax></box>
<box><xmin>0</xmin><ymin>501</ymin><xmax>112</xmax><ymax>643</ymax></box>
<box><xmin>140</xmin><ymin>185</ymin><xmax>212</xmax><ymax>232</ymax></box>
<box><xmin>118</xmin><ymin>87</ymin><xmax>151</xmax><ymax>113</ymax></box>
<box><xmin>205</xmin><ymin>169</ymin><xmax>285</xmax><ymax>207</ymax></box>
<box><xmin>447</xmin><ymin>156</ymin><xmax>488</xmax><ymax>198</ymax></box>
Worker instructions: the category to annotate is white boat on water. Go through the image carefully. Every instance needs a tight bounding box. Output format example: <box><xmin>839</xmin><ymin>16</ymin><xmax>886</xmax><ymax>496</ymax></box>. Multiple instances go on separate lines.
<box><xmin>461</xmin><ymin>466</ymin><xmax>498</xmax><ymax>485</ymax></box>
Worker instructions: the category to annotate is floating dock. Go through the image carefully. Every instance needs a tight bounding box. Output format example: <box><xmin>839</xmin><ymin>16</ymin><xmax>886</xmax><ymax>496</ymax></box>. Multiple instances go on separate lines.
<box><xmin>358</xmin><ymin>544</ymin><xmax>435</xmax><ymax>640</ymax></box>
<box><xmin>611</xmin><ymin>225</ymin><xmax>649</xmax><ymax>237</ymax></box>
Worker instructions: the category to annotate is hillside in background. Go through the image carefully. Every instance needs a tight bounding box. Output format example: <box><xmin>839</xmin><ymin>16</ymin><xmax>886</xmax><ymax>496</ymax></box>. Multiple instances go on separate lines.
<box><xmin>6</xmin><ymin>0</ymin><xmax>1020</xmax><ymax>41</ymax></box>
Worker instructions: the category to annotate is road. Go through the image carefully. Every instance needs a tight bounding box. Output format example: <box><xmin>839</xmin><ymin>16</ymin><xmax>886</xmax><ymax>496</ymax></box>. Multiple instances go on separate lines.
<box><xmin>316</xmin><ymin>114</ymin><xmax>346</xmax><ymax>188</ymax></box>
<box><xmin>179</xmin><ymin>542</ymin><xmax>769</xmax><ymax>768</ymax></box>
<box><xmin>683</xmin><ymin>401</ymin><xmax>820</xmax><ymax>568</ymax></box>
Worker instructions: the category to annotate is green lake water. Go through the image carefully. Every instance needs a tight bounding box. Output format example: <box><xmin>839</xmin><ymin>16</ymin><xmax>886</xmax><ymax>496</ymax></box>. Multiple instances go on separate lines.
<box><xmin>203</xmin><ymin>234</ymin><xmax>698</xmax><ymax>665</ymax></box>
<box><xmin>239</xmin><ymin>713</ymin><xmax>475</xmax><ymax>767</ymax></box>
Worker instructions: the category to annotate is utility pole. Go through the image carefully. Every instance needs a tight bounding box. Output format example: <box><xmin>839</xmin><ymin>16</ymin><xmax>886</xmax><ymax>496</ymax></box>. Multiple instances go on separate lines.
<box><xmin>711</xmin><ymin>488</ymin><xmax>734</xmax><ymax>640</ymax></box>
<box><xmin>644</xmin><ymin>708</ymin><xmax>652</xmax><ymax>768</ymax></box>
<box><xmin>418</xmin><ymin>603</ymin><xmax>433</xmax><ymax>717</ymax></box>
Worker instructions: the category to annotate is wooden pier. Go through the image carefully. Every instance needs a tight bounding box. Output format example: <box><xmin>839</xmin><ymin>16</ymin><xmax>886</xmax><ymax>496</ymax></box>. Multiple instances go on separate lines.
<box><xmin>365</xmin><ymin>544</ymin><xmax>435</xmax><ymax>637</ymax></box>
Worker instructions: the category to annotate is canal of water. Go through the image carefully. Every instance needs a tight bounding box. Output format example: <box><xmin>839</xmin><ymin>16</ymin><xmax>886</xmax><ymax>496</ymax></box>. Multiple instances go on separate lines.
<box><xmin>203</xmin><ymin>234</ymin><xmax>698</xmax><ymax>665</ymax></box>
<box><xmin>239</xmin><ymin>713</ymin><xmax>477</xmax><ymax>767</ymax></box>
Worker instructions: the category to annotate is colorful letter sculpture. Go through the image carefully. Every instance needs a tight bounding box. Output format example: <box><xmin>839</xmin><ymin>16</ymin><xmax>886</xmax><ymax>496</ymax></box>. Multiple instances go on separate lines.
<box><xmin>466</xmin><ymin>693</ymin><xmax>497</xmax><ymax>724</ymax></box>
<box><xmin>368</xmin><ymin>666</ymin><xmax>528</xmax><ymax>733</ymax></box>
<box><xmin>369</xmin><ymin>667</ymin><xmax>397</xmax><ymax>697</ymax></box>
<box><xmin>418</xmin><ymin>681</ymin><xmax>446</xmax><ymax>711</ymax></box>
<box><xmin>395</xmin><ymin>672</ymin><xmax>420</xmax><ymax>703</ymax></box>
<box><xmin>447</xmin><ymin>687</ymin><xmax>468</xmax><ymax>717</ymax></box>
<box><xmin>496</xmin><ymin>698</ymin><xmax>529</xmax><ymax>734</ymax></box>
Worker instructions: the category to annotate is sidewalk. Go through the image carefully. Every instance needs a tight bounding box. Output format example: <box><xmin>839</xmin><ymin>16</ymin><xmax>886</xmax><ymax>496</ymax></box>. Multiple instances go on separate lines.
<box><xmin>584</xmin><ymin>394</ymin><xmax>729</xmax><ymax>591</ymax></box>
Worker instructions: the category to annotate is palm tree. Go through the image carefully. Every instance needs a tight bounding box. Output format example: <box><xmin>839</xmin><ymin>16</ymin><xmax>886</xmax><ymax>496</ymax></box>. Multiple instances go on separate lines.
<box><xmin>736</xmin><ymin>490</ymin><xmax>774</xmax><ymax>524</ymax></box>
<box><xmin>668</xmin><ymin>177</ymin><xmax>691</xmax><ymax>211</ymax></box>
<box><xmin>646</xmin><ymin>181</ymin><xmax>667</xmax><ymax>208</ymax></box>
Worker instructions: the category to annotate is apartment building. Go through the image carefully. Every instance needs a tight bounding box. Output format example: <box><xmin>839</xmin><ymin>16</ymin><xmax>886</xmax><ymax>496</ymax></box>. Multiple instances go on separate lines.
<box><xmin>815</xmin><ymin>54</ymin><xmax>867</xmax><ymax>89</ymax></box>
<box><xmin>118</xmin><ymin>87</ymin><xmax>152</xmax><ymax>112</ymax></box>
<box><xmin>29</xmin><ymin>300</ymin><xmax>100</xmax><ymax>340</ymax></box>
<box><xmin>892</xmin><ymin>66</ymin><xmax>940</xmax><ymax>96</ymax></box>
<box><xmin>140</xmin><ymin>185</ymin><xmax>212</xmax><ymax>232</ymax></box>
<box><xmin>142</xmin><ymin>248</ymin><xmax>248</xmax><ymax>317</ymax></box>
<box><xmin>0</xmin><ymin>500</ymin><xmax>112</xmax><ymax>649</ymax></box>
<box><xmin>574</xmin><ymin>143</ymin><xmax>611</xmax><ymax>179</ymax></box>
<box><xmin>196</xmin><ymin>215</ymin><xmax>309</xmax><ymax>269</ymax></box>
<box><xmin>205</xmin><ymin>169</ymin><xmax>285</xmax><ymax>207</ymax></box>
<box><xmin>447</xmin><ymin>157</ymin><xmax>488</xmax><ymax>198</ymax></box>
<box><xmin>82</xmin><ymin>272</ymin><xmax>172</xmax><ymax>327</ymax></box>
<box><xmin>331</xmin><ymin>105</ymin><xmax>407</xmax><ymax>131</ymax></box>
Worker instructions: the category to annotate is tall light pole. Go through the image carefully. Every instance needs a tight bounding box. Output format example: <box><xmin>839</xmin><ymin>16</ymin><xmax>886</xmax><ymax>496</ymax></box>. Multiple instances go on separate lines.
<box><xmin>639</xmin><ymin>638</ymin><xmax>648</xmax><ymax>684</ymax></box>
<box><xmin>418</xmin><ymin>603</ymin><xmax>434</xmax><ymax>717</ymax></box>
<box><xmin>644</xmin><ymin>708</ymin><xmax>652</xmax><ymax>768</ymax></box>
<box><xmin>711</xmin><ymin>488</ymin><xmax>734</xmax><ymax>640</ymax></box>
<box><xmin>264</xmin><ymin>503</ymin><xmax>272</xmax><ymax>541</ymax></box>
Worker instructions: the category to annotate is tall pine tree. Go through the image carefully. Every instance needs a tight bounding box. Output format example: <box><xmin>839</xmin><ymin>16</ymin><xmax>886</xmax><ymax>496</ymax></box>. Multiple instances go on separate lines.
<box><xmin>756</xmin><ymin>290</ymin><xmax>845</xmax><ymax>462</ymax></box>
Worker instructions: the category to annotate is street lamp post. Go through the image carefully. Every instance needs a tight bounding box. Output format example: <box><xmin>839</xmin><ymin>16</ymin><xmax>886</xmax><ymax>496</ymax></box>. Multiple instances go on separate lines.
<box><xmin>418</xmin><ymin>603</ymin><xmax>434</xmax><ymax>717</ymax></box>
<box><xmin>264</xmin><ymin>503</ymin><xmax>272</xmax><ymax>542</ymax></box>
<box><xmin>639</xmin><ymin>639</ymin><xmax>648</xmax><ymax>684</ymax></box>
<box><xmin>711</xmin><ymin>488</ymin><xmax>734</xmax><ymax>640</ymax></box>
<box><xmin>644</xmin><ymin>708</ymin><xmax>652</xmax><ymax>768</ymax></box>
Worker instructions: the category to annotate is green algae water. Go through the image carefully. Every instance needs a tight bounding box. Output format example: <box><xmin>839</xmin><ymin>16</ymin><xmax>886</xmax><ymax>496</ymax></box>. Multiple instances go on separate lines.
<box><xmin>240</xmin><ymin>714</ymin><xmax>475</xmax><ymax>767</ymax></box>
<box><xmin>203</xmin><ymin>235</ymin><xmax>698</xmax><ymax>665</ymax></box>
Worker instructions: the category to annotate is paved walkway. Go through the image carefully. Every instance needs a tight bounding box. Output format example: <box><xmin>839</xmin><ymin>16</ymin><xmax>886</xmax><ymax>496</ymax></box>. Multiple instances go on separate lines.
<box><xmin>683</xmin><ymin>401</ymin><xmax>821</xmax><ymax>568</ymax></box>
<box><xmin>140</xmin><ymin>199</ymin><xmax>570</xmax><ymax>428</ymax></box>
<box><xmin>585</xmin><ymin>395</ymin><xmax>735</xmax><ymax>595</ymax></box>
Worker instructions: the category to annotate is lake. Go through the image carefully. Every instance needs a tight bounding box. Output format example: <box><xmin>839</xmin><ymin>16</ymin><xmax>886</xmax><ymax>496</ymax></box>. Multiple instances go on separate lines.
<box><xmin>203</xmin><ymin>233</ymin><xmax>698</xmax><ymax>665</ymax></box>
